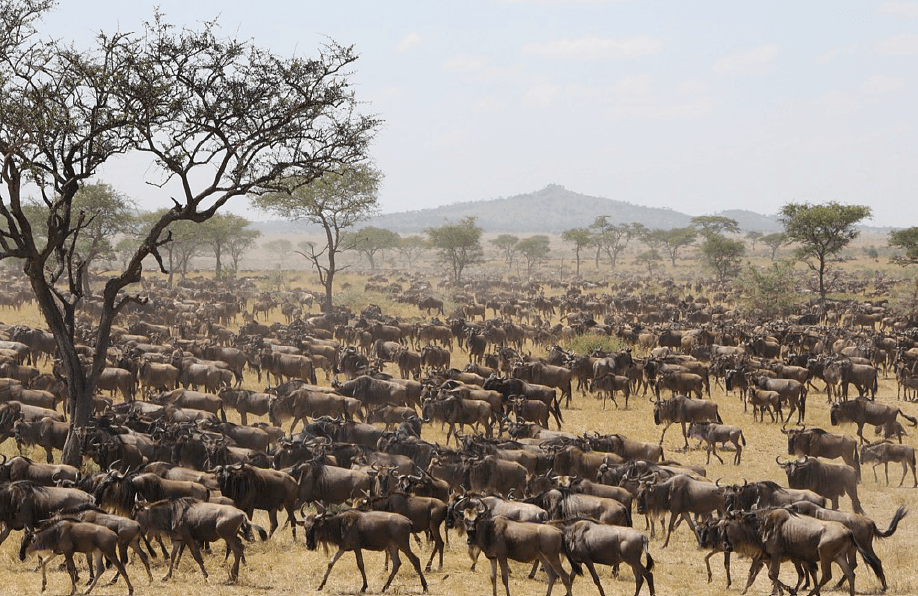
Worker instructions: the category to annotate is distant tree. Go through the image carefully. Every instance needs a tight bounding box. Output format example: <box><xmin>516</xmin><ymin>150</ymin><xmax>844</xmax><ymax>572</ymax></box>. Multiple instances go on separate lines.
<box><xmin>516</xmin><ymin>235</ymin><xmax>551</xmax><ymax>278</ymax></box>
<box><xmin>761</xmin><ymin>232</ymin><xmax>789</xmax><ymax>260</ymax></box>
<box><xmin>691</xmin><ymin>215</ymin><xmax>740</xmax><ymax>238</ymax></box>
<box><xmin>700</xmin><ymin>234</ymin><xmax>746</xmax><ymax>283</ymax></box>
<box><xmin>226</xmin><ymin>227</ymin><xmax>261</xmax><ymax>274</ymax></box>
<box><xmin>254</xmin><ymin>164</ymin><xmax>382</xmax><ymax>312</ymax></box>
<box><xmin>561</xmin><ymin>227</ymin><xmax>592</xmax><ymax>277</ymax></box>
<box><xmin>589</xmin><ymin>217</ymin><xmax>641</xmax><ymax>268</ymax></box>
<box><xmin>113</xmin><ymin>237</ymin><xmax>136</xmax><ymax>271</ymax></box>
<box><xmin>635</xmin><ymin>248</ymin><xmax>663</xmax><ymax>276</ymax></box>
<box><xmin>737</xmin><ymin>261</ymin><xmax>800</xmax><ymax>320</ymax></box>
<box><xmin>862</xmin><ymin>246</ymin><xmax>879</xmax><ymax>263</ymax></box>
<box><xmin>780</xmin><ymin>202</ymin><xmax>872</xmax><ymax>303</ymax></box>
<box><xmin>200</xmin><ymin>214</ymin><xmax>258</xmax><ymax>279</ymax></box>
<box><xmin>346</xmin><ymin>226</ymin><xmax>400</xmax><ymax>270</ymax></box>
<box><xmin>397</xmin><ymin>235</ymin><xmax>428</xmax><ymax>269</ymax></box>
<box><xmin>745</xmin><ymin>230</ymin><xmax>763</xmax><ymax>251</ymax></box>
<box><xmin>263</xmin><ymin>239</ymin><xmax>294</xmax><ymax>269</ymax></box>
<box><xmin>889</xmin><ymin>227</ymin><xmax>918</xmax><ymax>264</ymax></box>
<box><xmin>427</xmin><ymin>216</ymin><xmax>484</xmax><ymax>284</ymax></box>
<box><xmin>644</xmin><ymin>227</ymin><xmax>698</xmax><ymax>267</ymax></box>
<box><xmin>490</xmin><ymin>234</ymin><xmax>520</xmax><ymax>272</ymax></box>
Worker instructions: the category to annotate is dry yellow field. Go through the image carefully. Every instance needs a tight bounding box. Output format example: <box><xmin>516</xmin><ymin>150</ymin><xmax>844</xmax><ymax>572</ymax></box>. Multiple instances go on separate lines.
<box><xmin>0</xmin><ymin>270</ymin><xmax>917</xmax><ymax>596</ymax></box>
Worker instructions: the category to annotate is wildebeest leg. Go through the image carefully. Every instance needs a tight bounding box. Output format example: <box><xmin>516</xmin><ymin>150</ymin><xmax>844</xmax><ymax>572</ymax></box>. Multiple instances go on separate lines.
<box><xmin>658</xmin><ymin>422</ymin><xmax>671</xmax><ymax>446</ymax></box>
<box><xmin>164</xmin><ymin>540</ymin><xmax>183</xmax><ymax>581</ymax></box>
<box><xmin>381</xmin><ymin>546</ymin><xmax>402</xmax><ymax>592</ymax></box>
<box><xmin>128</xmin><ymin>538</ymin><xmax>153</xmax><ymax>583</ymax></box>
<box><xmin>38</xmin><ymin>554</ymin><xmax>58</xmax><ymax>592</ymax></box>
<box><xmin>528</xmin><ymin>560</ymin><xmax>541</xmax><ymax>579</ymax></box>
<box><xmin>740</xmin><ymin>557</ymin><xmax>765</xmax><ymax>595</ymax></box>
<box><xmin>317</xmin><ymin>548</ymin><xmax>347</xmax><ymax>590</ymax></box>
<box><xmin>64</xmin><ymin>553</ymin><xmax>80</xmax><ymax>596</ymax></box>
<box><xmin>267</xmin><ymin>509</ymin><xmax>279</xmax><ymax>537</ymax></box>
<box><xmin>424</xmin><ymin>526</ymin><xmax>444</xmax><ymax>571</ymax></box>
<box><xmin>498</xmin><ymin>556</ymin><xmax>513</xmax><ymax>596</ymax></box>
<box><xmin>582</xmin><ymin>560</ymin><xmax>606</xmax><ymax>596</ymax></box>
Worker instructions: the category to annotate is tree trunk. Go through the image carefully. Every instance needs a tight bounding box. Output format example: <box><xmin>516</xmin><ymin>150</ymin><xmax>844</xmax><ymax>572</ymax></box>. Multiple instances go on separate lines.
<box><xmin>214</xmin><ymin>243</ymin><xmax>222</xmax><ymax>279</ymax></box>
<box><xmin>574</xmin><ymin>248</ymin><xmax>581</xmax><ymax>277</ymax></box>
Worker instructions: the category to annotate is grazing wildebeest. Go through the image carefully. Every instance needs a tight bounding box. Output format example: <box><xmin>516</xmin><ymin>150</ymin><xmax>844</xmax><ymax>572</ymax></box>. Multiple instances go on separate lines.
<box><xmin>19</xmin><ymin>518</ymin><xmax>134</xmax><ymax>596</ymax></box>
<box><xmin>860</xmin><ymin>440</ymin><xmax>917</xmax><ymax>487</ymax></box>
<box><xmin>298</xmin><ymin>509</ymin><xmax>429</xmax><ymax>593</ymax></box>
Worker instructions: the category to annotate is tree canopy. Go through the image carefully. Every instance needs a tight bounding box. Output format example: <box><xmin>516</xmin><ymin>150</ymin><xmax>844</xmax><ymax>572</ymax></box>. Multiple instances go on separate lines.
<box><xmin>889</xmin><ymin>227</ymin><xmax>918</xmax><ymax>264</ymax></box>
<box><xmin>690</xmin><ymin>215</ymin><xmax>740</xmax><ymax>237</ymax></box>
<box><xmin>0</xmin><ymin>2</ymin><xmax>378</xmax><ymax>464</ymax></box>
<box><xmin>561</xmin><ymin>227</ymin><xmax>592</xmax><ymax>277</ymax></box>
<box><xmin>700</xmin><ymin>233</ymin><xmax>745</xmax><ymax>283</ymax></box>
<box><xmin>427</xmin><ymin>217</ymin><xmax>483</xmax><ymax>284</ymax></box>
<box><xmin>516</xmin><ymin>235</ymin><xmax>551</xmax><ymax>278</ymax></box>
<box><xmin>779</xmin><ymin>202</ymin><xmax>872</xmax><ymax>303</ymax></box>
<box><xmin>643</xmin><ymin>227</ymin><xmax>697</xmax><ymax>266</ymax></box>
<box><xmin>346</xmin><ymin>226</ymin><xmax>400</xmax><ymax>270</ymax></box>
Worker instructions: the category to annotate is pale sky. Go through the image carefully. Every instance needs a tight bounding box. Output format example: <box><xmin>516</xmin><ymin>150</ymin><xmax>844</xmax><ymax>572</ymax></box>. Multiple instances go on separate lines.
<box><xmin>37</xmin><ymin>0</ymin><xmax>918</xmax><ymax>227</ymax></box>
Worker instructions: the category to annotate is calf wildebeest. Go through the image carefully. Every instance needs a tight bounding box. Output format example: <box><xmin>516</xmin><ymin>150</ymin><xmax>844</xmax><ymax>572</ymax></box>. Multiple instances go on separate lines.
<box><xmin>784</xmin><ymin>427</ymin><xmax>860</xmax><ymax>479</ymax></box>
<box><xmin>860</xmin><ymin>440</ymin><xmax>917</xmax><ymax>487</ymax></box>
<box><xmin>59</xmin><ymin>503</ymin><xmax>154</xmax><ymax>584</ymax></box>
<box><xmin>590</xmin><ymin>373</ymin><xmax>631</xmax><ymax>410</ymax></box>
<box><xmin>747</xmin><ymin>388</ymin><xmax>783</xmax><ymax>423</ymax></box>
<box><xmin>758</xmin><ymin>507</ymin><xmax>881</xmax><ymax>596</ymax></box>
<box><xmin>19</xmin><ymin>518</ymin><xmax>134</xmax><ymax>596</ymax></box>
<box><xmin>776</xmin><ymin>456</ymin><xmax>863</xmax><ymax>514</ymax></box>
<box><xmin>653</xmin><ymin>394</ymin><xmax>722</xmax><ymax>449</ymax></box>
<box><xmin>830</xmin><ymin>397</ymin><xmax>918</xmax><ymax>444</ymax></box>
<box><xmin>562</xmin><ymin>519</ymin><xmax>655</xmax><ymax>596</ymax></box>
<box><xmin>463</xmin><ymin>505</ymin><xmax>573</xmax><ymax>596</ymax></box>
<box><xmin>133</xmin><ymin>497</ymin><xmax>266</xmax><ymax>583</ymax></box>
<box><xmin>687</xmin><ymin>422</ymin><xmax>746</xmax><ymax>465</ymax></box>
<box><xmin>788</xmin><ymin>500</ymin><xmax>906</xmax><ymax>592</ymax></box>
<box><xmin>299</xmin><ymin>509</ymin><xmax>428</xmax><ymax>593</ymax></box>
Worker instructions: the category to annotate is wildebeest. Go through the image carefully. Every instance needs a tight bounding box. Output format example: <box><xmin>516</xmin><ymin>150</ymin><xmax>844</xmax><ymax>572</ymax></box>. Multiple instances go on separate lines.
<box><xmin>590</xmin><ymin>374</ymin><xmax>631</xmax><ymax>410</ymax></box>
<box><xmin>356</xmin><ymin>492</ymin><xmax>448</xmax><ymax>571</ymax></box>
<box><xmin>784</xmin><ymin>427</ymin><xmax>860</xmax><ymax>479</ymax></box>
<box><xmin>59</xmin><ymin>503</ymin><xmax>154</xmax><ymax>584</ymax></box>
<box><xmin>636</xmin><ymin>473</ymin><xmax>725</xmax><ymax>547</ymax></box>
<box><xmin>776</xmin><ymin>456</ymin><xmax>863</xmax><ymax>514</ymax></box>
<box><xmin>830</xmin><ymin>397</ymin><xmax>918</xmax><ymax>444</ymax></box>
<box><xmin>747</xmin><ymin>388</ymin><xmax>783</xmax><ymax>423</ymax></box>
<box><xmin>289</xmin><ymin>458</ymin><xmax>374</xmax><ymax>508</ymax></box>
<box><xmin>755</xmin><ymin>376</ymin><xmax>808</xmax><ymax>426</ymax></box>
<box><xmin>19</xmin><ymin>518</ymin><xmax>134</xmax><ymax>595</ymax></box>
<box><xmin>529</xmin><ymin>487</ymin><xmax>631</xmax><ymax>527</ymax></box>
<box><xmin>133</xmin><ymin>496</ymin><xmax>266</xmax><ymax>582</ymax></box>
<box><xmin>721</xmin><ymin>479</ymin><xmax>826</xmax><ymax>512</ymax></box>
<box><xmin>653</xmin><ymin>394</ymin><xmax>722</xmax><ymax>449</ymax></box>
<box><xmin>213</xmin><ymin>463</ymin><xmax>298</xmax><ymax>538</ymax></box>
<box><xmin>687</xmin><ymin>422</ymin><xmax>746</xmax><ymax>465</ymax></box>
<box><xmin>0</xmin><ymin>454</ymin><xmax>80</xmax><ymax>486</ymax></box>
<box><xmin>860</xmin><ymin>440</ymin><xmax>918</xmax><ymax>487</ymax></box>
<box><xmin>299</xmin><ymin>509</ymin><xmax>429</xmax><ymax>593</ymax></box>
<box><xmin>562</xmin><ymin>519</ymin><xmax>655</xmax><ymax>596</ymax></box>
<box><xmin>787</xmin><ymin>500</ymin><xmax>906</xmax><ymax>592</ymax></box>
<box><xmin>463</xmin><ymin>504</ymin><xmax>573</xmax><ymax>596</ymax></box>
<box><xmin>0</xmin><ymin>480</ymin><xmax>96</xmax><ymax>546</ymax></box>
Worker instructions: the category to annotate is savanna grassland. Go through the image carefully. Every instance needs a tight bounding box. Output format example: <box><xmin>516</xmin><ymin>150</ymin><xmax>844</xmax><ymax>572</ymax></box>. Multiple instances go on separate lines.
<box><xmin>1</xmin><ymin>250</ymin><xmax>917</xmax><ymax>596</ymax></box>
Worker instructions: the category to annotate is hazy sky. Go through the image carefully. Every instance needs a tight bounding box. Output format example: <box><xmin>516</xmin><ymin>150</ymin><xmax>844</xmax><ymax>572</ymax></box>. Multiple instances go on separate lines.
<box><xmin>37</xmin><ymin>1</ymin><xmax>918</xmax><ymax>227</ymax></box>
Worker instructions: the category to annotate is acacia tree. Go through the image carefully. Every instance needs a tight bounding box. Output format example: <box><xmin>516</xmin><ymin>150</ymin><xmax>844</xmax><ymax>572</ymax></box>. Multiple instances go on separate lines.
<box><xmin>737</xmin><ymin>261</ymin><xmax>800</xmax><ymax>320</ymax></box>
<box><xmin>745</xmin><ymin>230</ymin><xmax>763</xmax><ymax>251</ymax></box>
<box><xmin>490</xmin><ymin>234</ymin><xmax>519</xmax><ymax>272</ymax></box>
<box><xmin>427</xmin><ymin>216</ymin><xmax>483</xmax><ymax>284</ymax></box>
<box><xmin>761</xmin><ymin>232</ymin><xmax>788</xmax><ymax>260</ymax></box>
<box><xmin>516</xmin><ymin>235</ymin><xmax>550</xmax><ymax>278</ymax></box>
<box><xmin>201</xmin><ymin>214</ymin><xmax>258</xmax><ymax>279</ymax></box>
<box><xmin>700</xmin><ymin>233</ymin><xmax>745</xmax><ymax>283</ymax></box>
<box><xmin>346</xmin><ymin>225</ymin><xmax>400</xmax><ymax>270</ymax></box>
<box><xmin>253</xmin><ymin>164</ymin><xmax>382</xmax><ymax>312</ymax></box>
<box><xmin>889</xmin><ymin>227</ymin><xmax>918</xmax><ymax>264</ymax></box>
<box><xmin>561</xmin><ymin>227</ymin><xmax>592</xmax><ymax>277</ymax></box>
<box><xmin>589</xmin><ymin>217</ymin><xmax>640</xmax><ymax>268</ymax></box>
<box><xmin>780</xmin><ymin>202</ymin><xmax>872</xmax><ymax>304</ymax></box>
<box><xmin>644</xmin><ymin>227</ymin><xmax>698</xmax><ymax>267</ymax></box>
<box><xmin>0</xmin><ymin>3</ymin><xmax>377</xmax><ymax>465</ymax></box>
<box><xmin>690</xmin><ymin>215</ymin><xmax>740</xmax><ymax>237</ymax></box>
<box><xmin>397</xmin><ymin>235</ymin><xmax>427</xmax><ymax>269</ymax></box>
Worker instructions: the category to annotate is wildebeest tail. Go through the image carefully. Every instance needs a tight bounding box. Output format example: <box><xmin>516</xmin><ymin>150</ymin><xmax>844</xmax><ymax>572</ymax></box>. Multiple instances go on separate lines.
<box><xmin>643</xmin><ymin>535</ymin><xmax>655</xmax><ymax>571</ymax></box>
<box><xmin>715</xmin><ymin>409</ymin><xmax>723</xmax><ymax>424</ymax></box>
<box><xmin>901</xmin><ymin>410</ymin><xmax>918</xmax><ymax>427</ymax></box>
<box><xmin>855</xmin><ymin>540</ymin><xmax>884</xmax><ymax>582</ymax></box>
<box><xmin>877</xmin><ymin>505</ymin><xmax>907</xmax><ymax>538</ymax></box>
<box><xmin>854</xmin><ymin>448</ymin><xmax>861</xmax><ymax>481</ymax></box>
<box><xmin>240</xmin><ymin>518</ymin><xmax>269</xmax><ymax>542</ymax></box>
<box><xmin>560</xmin><ymin>532</ymin><xmax>583</xmax><ymax>577</ymax></box>
<box><xmin>740</xmin><ymin>431</ymin><xmax>746</xmax><ymax>446</ymax></box>
<box><xmin>552</xmin><ymin>395</ymin><xmax>563</xmax><ymax>428</ymax></box>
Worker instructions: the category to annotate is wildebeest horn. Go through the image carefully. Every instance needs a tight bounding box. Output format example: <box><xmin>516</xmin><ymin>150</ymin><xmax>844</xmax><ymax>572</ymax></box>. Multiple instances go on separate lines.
<box><xmin>775</xmin><ymin>456</ymin><xmax>788</xmax><ymax>466</ymax></box>
<box><xmin>108</xmin><ymin>459</ymin><xmax>122</xmax><ymax>473</ymax></box>
<box><xmin>0</xmin><ymin>454</ymin><xmax>6</xmax><ymax>465</ymax></box>
<box><xmin>715</xmin><ymin>478</ymin><xmax>723</xmax><ymax>487</ymax></box>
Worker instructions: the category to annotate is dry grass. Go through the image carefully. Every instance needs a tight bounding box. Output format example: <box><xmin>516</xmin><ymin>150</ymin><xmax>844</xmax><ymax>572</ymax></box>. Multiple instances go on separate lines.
<box><xmin>1</xmin><ymin>267</ymin><xmax>917</xmax><ymax>596</ymax></box>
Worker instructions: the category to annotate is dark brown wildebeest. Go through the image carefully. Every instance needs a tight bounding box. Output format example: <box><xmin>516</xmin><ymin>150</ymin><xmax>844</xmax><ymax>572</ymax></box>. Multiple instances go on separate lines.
<box><xmin>755</xmin><ymin>376</ymin><xmax>808</xmax><ymax>426</ymax></box>
<box><xmin>94</xmin><ymin>470</ymin><xmax>210</xmax><ymax>517</ymax></box>
<box><xmin>784</xmin><ymin>427</ymin><xmax>860</xmax><ymax>479</ymax></box>
<box><xmin>419</xmin><ymin>345</ymin><xmax>450</xmax><ymax>372</ymax></box>
<box><xmin>299</xmin><ymin>509</ymin><xmax>428</xmax><ymax>593</ymax></box>
<box><xmin>14</xmin><ymin>416</ymin><xmax>68</xmax><ymax>463</ymax></box>
<box><xmin>788</xmin><ymin>500</ymin><xmax>906</xmax><ymax>592</ymax></box>
<box><xmin>512</xmin><ymin>361</ymin><xmax>574</xmax><ymax>408</ymax></box>
<box><xmin>830</xmin><ymin>397</ymin><xmax>918</xmax><ymax>444</ymax></box>
<box><xmin>465</xmin><ymin>454</ymin><xmax>529</xmax><ymax>497</ymax></box>
<box><xmin>0</xmin><ymin>454</ymin><xmax>79</xmax><ymax>486</ymax></box>
<box><xmin>654</xmin><ymin>371</ymin><xmax>704</xmax><ymax>401</ymax></box>
<box><xmin>213</xmin><ymin>463</ymin><xmax>298</xmax><ymax>539</ymax></box>
<box><xmin>687</xmin><ymin>422</ymin><xmax>746</xmax><ymax>465</ymax></box>
<box><xmin>776</xmin><ymin>456</ymin><xmax>863</xmax><ymax>514</ymax></box>
<box><xmin>584</xmin><ymin>432</ymin><xmax>664</xmax><ymax>463</ymax></box>
<box><xmin>288</xmin><ymin>458</ymin><xmax>373</xmax><ymax>508</ymax></box>
<box><xmin>133</xmin><ymin>496</ymin><xmax>265</xmax><ymax>583</ymax></box>
<box><xmin>529</xmin><ymin>487</ymin><xmax>631</xmax><ymax>527</ymax></box>
<box><xmin>758</xmin><ymin>507</ymin><xmax>881</xmax><ymax>596</ymax></box>
<box><xmin>19</xmin><ymin>518</ymin><xmax>134</xmax><ymax>595</ymax></box>
<box><xmin>653</xmin><ymin>394</ymin><xmax>722</xmax><ymax>449</ymax></box>
<box><xmin>59</xmin><ymin>503</ymin><xmax>154</xmax><ymax>584</ymax></box>
<box><xmin>721</xmin><ymin>479</ymin><xmax>826</xmax><ymax>512</ymax></box>
<box><xmin>561</xmin><ymin>519</ymin><xmax>655</xmax><ymax>596</ymax></box>
<box><xmin>860</xmin><ymin>440</ymin><xmax>917</xmax><ymax>487</ymax></box>
<box><xmin>0</xmin><ymin>480</ymin><xmax>96</xmax><ymax>546</ymax></box>
<box><xmin>590</xmin><ymin>374</ymin><xmax>631</xmax><ymax>410</ymax></box>
<box><xmin>356</xmin><ymin>492</ymin><xmax>448</xmax><ymax>571</ymax></box>
<box><xmin>463</xmin><ymin>505</ymin><xmax>573</xmax><ymax>596</ymax></box>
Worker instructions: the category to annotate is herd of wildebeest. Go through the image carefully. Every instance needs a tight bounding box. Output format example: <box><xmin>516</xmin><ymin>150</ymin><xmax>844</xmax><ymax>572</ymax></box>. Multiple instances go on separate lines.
<box><xmin>0</xmin><ymin>266</ymin><xmax>917</xmax><ymax>596</ymax></box>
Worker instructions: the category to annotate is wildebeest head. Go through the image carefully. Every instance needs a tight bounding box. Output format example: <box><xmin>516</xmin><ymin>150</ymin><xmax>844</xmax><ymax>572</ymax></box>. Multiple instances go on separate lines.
<box><xmin>463</xmin><ymin>502</ymin><xmax>489</xmax><ymax>545</ymax></box>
